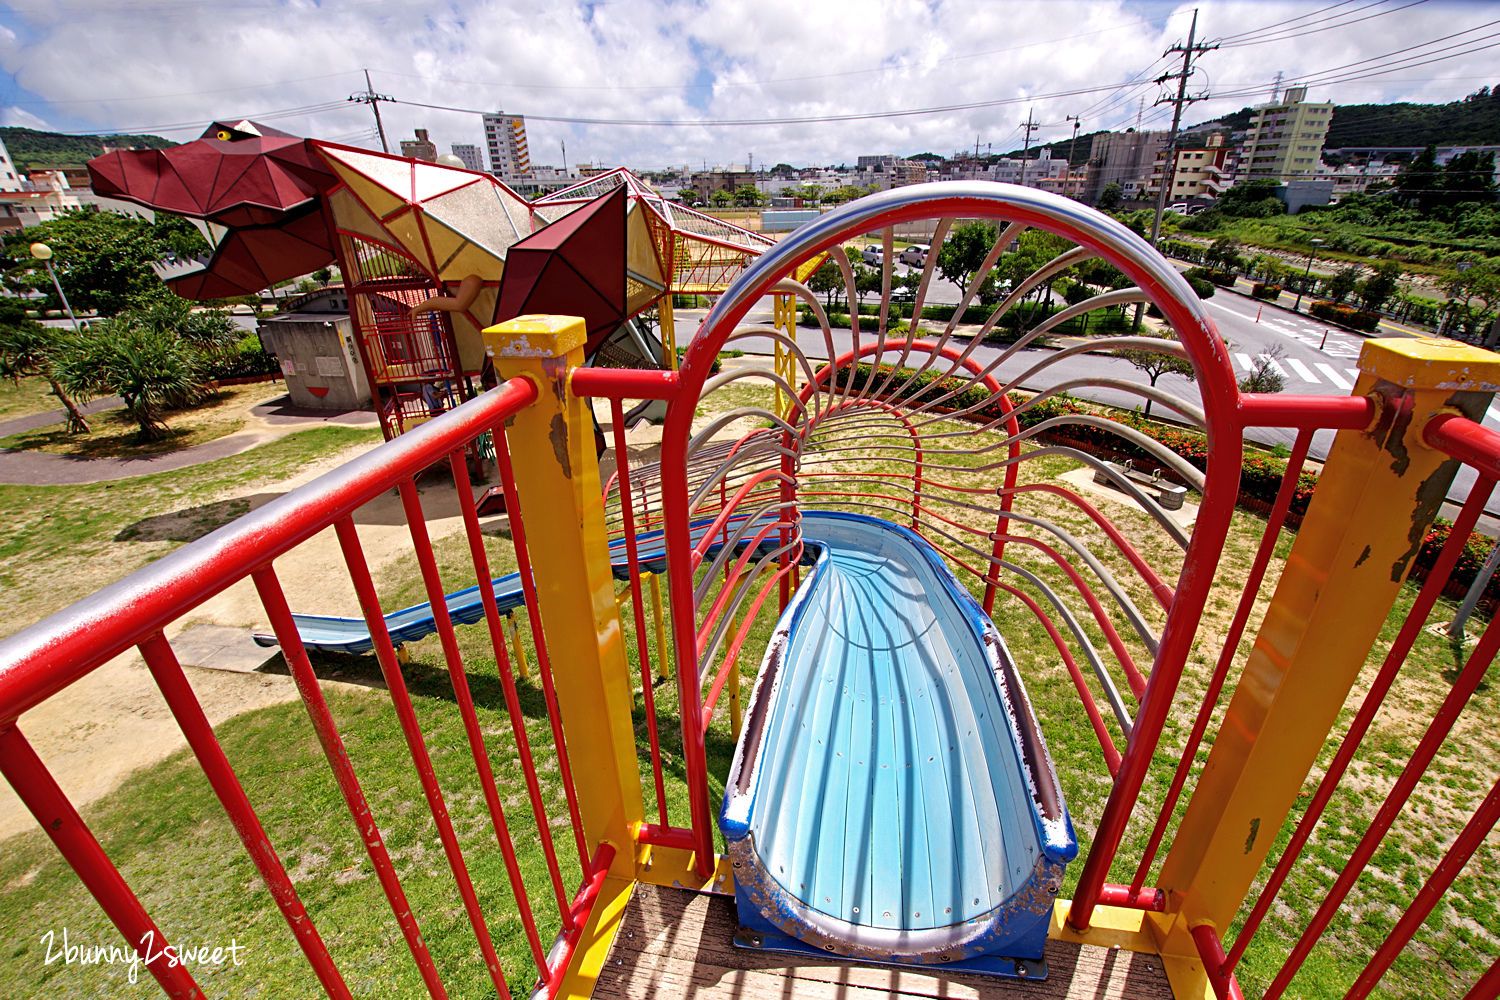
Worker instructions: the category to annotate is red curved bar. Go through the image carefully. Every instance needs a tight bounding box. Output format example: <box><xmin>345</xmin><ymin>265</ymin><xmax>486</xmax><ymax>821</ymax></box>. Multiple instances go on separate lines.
<box><xmin>1426</xmin><ymin>412</ymin><xmax>1500</xmax><ymax>481</ymax></box>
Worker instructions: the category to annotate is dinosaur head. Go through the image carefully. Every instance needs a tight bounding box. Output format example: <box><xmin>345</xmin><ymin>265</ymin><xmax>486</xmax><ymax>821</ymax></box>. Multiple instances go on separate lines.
<box><xmin>88</xmin><ymin>120</ymin><xmax>338</xmax><ymax>298</ymax></box>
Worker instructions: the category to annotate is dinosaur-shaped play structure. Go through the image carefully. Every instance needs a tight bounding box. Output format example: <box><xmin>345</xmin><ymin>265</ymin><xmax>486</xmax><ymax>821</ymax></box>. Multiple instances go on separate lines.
<box><xmin>89</xmin><ymin>120</ymin><xmax>779</xmax><ymax>439</ymax></box>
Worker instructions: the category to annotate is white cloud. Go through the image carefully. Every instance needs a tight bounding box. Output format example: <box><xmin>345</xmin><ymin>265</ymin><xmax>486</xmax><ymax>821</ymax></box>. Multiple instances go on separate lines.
<box><xmin>0</xmin><ymin>0</ymin><xmax>1494</xmax><ymax>167</ymax></box>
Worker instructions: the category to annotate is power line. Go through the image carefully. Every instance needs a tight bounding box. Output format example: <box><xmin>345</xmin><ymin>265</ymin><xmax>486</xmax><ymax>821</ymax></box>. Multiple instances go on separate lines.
<box><xmin>1216</xmin><ymin>0</ymin><xmax>1428</xmax><ymax>49</ymax></box>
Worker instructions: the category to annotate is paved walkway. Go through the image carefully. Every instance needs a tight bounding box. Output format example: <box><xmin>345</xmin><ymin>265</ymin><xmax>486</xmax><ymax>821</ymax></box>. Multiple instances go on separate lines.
<box><xmin>0</xmin><ymin>395</ymin><xmax>379</xmax><ymax>486</ymax></box>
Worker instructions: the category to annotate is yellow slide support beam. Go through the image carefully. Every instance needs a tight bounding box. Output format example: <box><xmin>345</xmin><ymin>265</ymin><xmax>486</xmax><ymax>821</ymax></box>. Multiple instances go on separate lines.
<box><xmin>1158</xmin><ymin>337</ymin><xmax>1500</xmax><ymax>940</ymax></box>
<box><xmin>484</xmin><ymin>314</ymin><xmax>645</xmax><ymax>880</ymax></box>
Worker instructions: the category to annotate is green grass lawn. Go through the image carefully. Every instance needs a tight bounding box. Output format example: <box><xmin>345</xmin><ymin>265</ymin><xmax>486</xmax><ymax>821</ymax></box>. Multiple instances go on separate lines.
<box><xmin>0</xmin><ymin>424</ymin><xmax>381</xmax><ymax>639</ymax></box>
<box><xmin>0</xmin><ymin>374</ymin><xmax>63</xmax><ymax>424</ymax></box>
<box><xmin>0</xmin><ymin>375</ymin><xmax>1492</xmax><ymax>999</ymax></box>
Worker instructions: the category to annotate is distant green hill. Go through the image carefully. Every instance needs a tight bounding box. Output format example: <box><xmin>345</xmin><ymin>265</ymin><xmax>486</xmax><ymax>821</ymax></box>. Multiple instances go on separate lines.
<box><xmin>0</xmin><ymin>127</ymin><xmax>176</xmax><ymax>174</ymax></box>
<box><xmin>1000</xmin><ymin>87</ymin><xmax>1500</xmax><ymax>162</ymax></box>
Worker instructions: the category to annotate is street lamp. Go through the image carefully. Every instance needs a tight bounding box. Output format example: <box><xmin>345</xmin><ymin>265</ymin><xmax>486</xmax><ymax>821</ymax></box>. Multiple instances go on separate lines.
<box><xmin>29</xmin><ymin>242</ymin><xmax>81</xmax><ymax>332</ymax></box>
<box><xmin>1292</xmin><ymin>237</ymin><xmax>1325</xmax><ymax>314</ymax></box>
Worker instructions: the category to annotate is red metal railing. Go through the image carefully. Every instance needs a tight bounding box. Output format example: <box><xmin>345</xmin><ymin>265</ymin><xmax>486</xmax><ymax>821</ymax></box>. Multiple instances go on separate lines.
<box><xmin>0</xmin><ymin>378</ymin><xmax>610</xmax><ymax>999</ymax></box>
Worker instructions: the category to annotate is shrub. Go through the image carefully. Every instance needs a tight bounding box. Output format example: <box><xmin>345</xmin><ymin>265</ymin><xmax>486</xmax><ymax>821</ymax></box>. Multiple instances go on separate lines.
<box><xmin>204</xmin><ymin>335</ymin><xmax>280</xmax><ymax>380</ymax></box>
<box><xmin>1308</xmin><ymin>300</ymin><xmax>1381</xmax><ymax>332</ymax></box>
<box><xmin>1251</xmin><ymin>283</ymin><xmax>1283</xmax><ymax>300</ymax></box>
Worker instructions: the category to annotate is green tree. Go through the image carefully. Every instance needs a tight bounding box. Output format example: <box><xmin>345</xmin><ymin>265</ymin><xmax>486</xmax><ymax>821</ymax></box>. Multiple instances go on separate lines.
<box><xmin>3</xmin><ymin>210</ymin><xmax>209</xmax><ymax>316</ymax></box>
<box><xmin>1112</xmin><ymin>327</ymin><xmax>1196</xmax><ymax>418</ymax></box>
<box><xmin>676</xmin><ymin>188</ymin><xmax>699</xmax><ymax>206</ymax></box>
<box><xmin>1397</xmin><ymin>145</ymin><xmax>1441</xmax><ymax>213</ymax></box>
<box><xmin>799</xmin><ymin>185</ymin><xmax>825</xmax><ymax>206</ymax></box>
<box><xmin>1441</xmin><ymin>261</ymin><xmax>1500</xmax><ymax>341</ymax></box>
<box><xmin>1324</xmin><ymin>266</ymin><xmax>1361</xmax><ymax>305</ymax></box>
<box><xmin>1358</xmin><ymin>260</ymin><xmax>1403</xmax><ymax>312</ymax></box>
<box><xmin>1205</xmin><ymin>238</ymin><xmax>1243</xmax><ymax>273</ymax></box>
<box><xmin>1096</xmin><ymin>182</ymin><xmax>1123</xmax><ymax>210</ymax></box>
<box><xmin>709</xmin><ymin>189</ymin><xmax>732</xmax><ymax>208</ymax></box>
<box><xmin>0</xmin><ymin>299</ymin><xmax>89</xmax><ymax>432</ymax></box>
<box><xmin>733</xmin><ymin>184</ymin><xmax>764</xmax><ymax>208</ymax></box>
<box><xmin>807</xmin><ymin>259</ymin><xmax>845</xmax><ymax>311</ymax></box>
<box><xmin>53</xmin><ymin>315</ymin><xmax>207</xmax><ymax>442</ymax></box>
<box><xmin>1239</xmin><ymin>347</ymin><xmax>1289</xmax><ymax>394</ymax></box>
<box><xmin>1215</xmin><ymin>180</ymin><xmax>1286</xmax><ymax>219</ymax></box>
<box><xmin>935</xmin><ymin>220</ymin><xmax>999</xmax><ymax>289</ymax></box>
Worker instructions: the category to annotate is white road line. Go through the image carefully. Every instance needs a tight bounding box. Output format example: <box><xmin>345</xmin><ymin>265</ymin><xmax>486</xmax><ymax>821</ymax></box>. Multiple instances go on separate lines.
<box><xmin>1487</xmin><ymin>403</ymin><xmax>1500</xmax><ymax>425</ymax></box>
<box><xmin>1235</xmin><ymin>352</ymin><xmax>1254</xmax><ymax>370</ymax></box>
<box><xmin>1286</xmin><ymin>358</ymin><xmax>1320</xmax><ymax>383</ymax></box>
<box><xmin>1317</xmin><ymin>363</ymin><xmax>1353</xmax><ymax>389</ymax></box>
<box><xmin>1346</xmin><ymin>368</ymin><xmax>1360</xmax><ymax>382</ymax></box>
<box><xmin>1258</xmin><ymin>356</ymin><xmax>1288</xmax><ymax>377</ymax></box>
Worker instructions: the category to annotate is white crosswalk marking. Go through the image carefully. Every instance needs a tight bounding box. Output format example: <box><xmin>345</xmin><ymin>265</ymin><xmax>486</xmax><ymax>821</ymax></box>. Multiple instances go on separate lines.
<box><xmin>1286</xmin><ymin>358</ymin><xmax>1319</xmax><ymax>383</ymax></box>
<box><xmin>1258</xmin><ymin>355</ymin><xmax>1287</xmax><ymax>377</ymax></box>
<box><xmin>1487</xmin><ymin>404</ymin><xmax>1500</xmax><ymax>425</ymax></box>
<box><xmin>1317</xmin><ymin>363</ymin><xmax>1353</xmax><ymax>389</ymax></box>
<box><xmin>1346</xmin><ymin>369</ymin><xmax>1359</xmax><ymax>382</ymax></box>
<box><xmin>1235</xmin><ymin>352</ymin><xmax>1254</xmax><ymax>370</ymax></box>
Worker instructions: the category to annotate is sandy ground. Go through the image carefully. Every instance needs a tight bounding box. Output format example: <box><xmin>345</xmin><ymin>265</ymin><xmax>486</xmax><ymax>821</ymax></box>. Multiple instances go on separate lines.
<box><xmin>0</xmin><ymin>389</ymin><xmax>694</xmax><ymax>843</ymax></box>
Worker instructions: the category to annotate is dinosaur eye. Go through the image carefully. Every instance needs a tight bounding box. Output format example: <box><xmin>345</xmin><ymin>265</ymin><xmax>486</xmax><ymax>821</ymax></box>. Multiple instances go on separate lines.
<box><xmin>216</xmin><ymin>130</ymin><xmax>232</xmax><ymax>141</ymax></box>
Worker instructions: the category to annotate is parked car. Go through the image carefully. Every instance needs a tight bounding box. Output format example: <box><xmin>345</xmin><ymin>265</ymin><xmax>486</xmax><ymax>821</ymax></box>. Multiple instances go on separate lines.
<box><xmin>899</xmin><ymin>244</ymin><xmax>930</xmax><ymax>267</ymax></box>
<box><xmin>860</xmin><ymin>244</ymin><xmax>885</xmax><ymax>265</ymax></box>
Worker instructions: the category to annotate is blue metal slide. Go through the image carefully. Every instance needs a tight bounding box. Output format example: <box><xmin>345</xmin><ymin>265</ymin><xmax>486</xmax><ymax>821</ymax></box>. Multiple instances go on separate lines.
<box><xmin>722</xmin><ymin>511</ymin><xmax>1077</xmax><ymax>979</ymax></box>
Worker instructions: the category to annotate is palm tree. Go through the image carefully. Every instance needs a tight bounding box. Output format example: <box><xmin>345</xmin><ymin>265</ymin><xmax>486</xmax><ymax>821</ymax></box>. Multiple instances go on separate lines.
<box><xmin>0</xmin><ymin>300</ymin><xmax>89</xmax><ymax>433</ymax></box>
<box><xmin>54</xmin><ymin>315</ymin><xmax>207</xmax><ymax>442</ymax></box>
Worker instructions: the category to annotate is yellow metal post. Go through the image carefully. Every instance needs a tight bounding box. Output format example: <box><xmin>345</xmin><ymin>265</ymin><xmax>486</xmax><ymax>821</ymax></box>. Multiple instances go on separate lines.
<box><xmin>772</xmin><ymin>293</ymin><xmax>797</xmax><ymax>420</ymax></box>
<box><xmin>659</xmin><ymin>295</ymin><xmax>678</xmax><ymax>371</ymax></box>
<box><xmin>1157</xmin><ymin>337</ymin><xmax>1500</xmax><ymax>940</ymax></box>
<box><xmin>483</xmin><ymin>314</ymin><xmax>645</xmax><ymax>880</ymax></box>
<box><xmin>505</xmin><ymin>614</ymin><xmax>530</xmax><ymax>679</ymax></box>
<box><xmin>648</xmin><ymin>572</ymin><xmax>672</xmax><ymax>680</ymax></box>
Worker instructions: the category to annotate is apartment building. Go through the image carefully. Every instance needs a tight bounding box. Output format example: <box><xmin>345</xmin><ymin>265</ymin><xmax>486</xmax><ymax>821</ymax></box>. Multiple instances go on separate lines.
<box><xmin>483</xmin><ymin>111</ymin><xmax>531</xmax><ymax>179</ymax></box>
<box><xmin>1240</xmin><ymin>86</ymin><xmax>1334</xmax><ymax>182</ymax></box>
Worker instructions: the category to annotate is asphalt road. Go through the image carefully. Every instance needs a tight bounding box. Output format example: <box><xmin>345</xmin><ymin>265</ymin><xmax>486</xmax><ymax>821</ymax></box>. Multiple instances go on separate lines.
<box><xmin>689</xmin><ymin>287</ymin><xmax>1497</xmax><ymax>520</ymax></box>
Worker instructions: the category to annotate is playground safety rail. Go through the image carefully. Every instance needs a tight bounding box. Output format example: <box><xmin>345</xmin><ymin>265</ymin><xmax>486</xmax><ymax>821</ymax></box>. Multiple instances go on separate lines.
<box><xmin>0</xmin><ymin>374</ymin><xmax>618</xmax><ymax>1000</ymax></box>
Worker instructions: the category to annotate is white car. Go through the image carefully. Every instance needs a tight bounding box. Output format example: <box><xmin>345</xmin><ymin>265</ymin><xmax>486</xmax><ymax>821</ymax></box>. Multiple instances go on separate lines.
<box><xmin>899</xmin><ymin>244</ymin><xmax>930</xmax><ymax>267</ymax></box>
<box><xmin>860</xmin><ymin>245</ymin><xmax>885</xmax><ymax>265</ymax></box>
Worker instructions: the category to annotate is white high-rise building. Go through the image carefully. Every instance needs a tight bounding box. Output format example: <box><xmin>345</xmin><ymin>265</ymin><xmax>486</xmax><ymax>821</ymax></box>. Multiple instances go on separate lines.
<box><xmin>0</xmin><ymin>136</ymin><xmax>23</xmax><ymax>192</ymax></box>
<box><xmin>482</xmin><ymin>112</ymin><xmax>530</xmax><ymax>179</ymax></box>
<box><xmin>450</xmin><ymin>143</ymin><xmax>483</xmax><ymax>172</ymax></box>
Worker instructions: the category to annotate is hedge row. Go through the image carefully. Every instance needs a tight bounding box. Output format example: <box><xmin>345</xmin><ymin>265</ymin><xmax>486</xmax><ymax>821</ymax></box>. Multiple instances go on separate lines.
<box><xmin>1251</xmin><ymin>282</ymin><xmax>1283</xmax><ymax>300</ymax></box>
<box><xmin>1308</xmin><ymin>300</ymin><xmax>1381</xmax><ymax>332</ymax></box>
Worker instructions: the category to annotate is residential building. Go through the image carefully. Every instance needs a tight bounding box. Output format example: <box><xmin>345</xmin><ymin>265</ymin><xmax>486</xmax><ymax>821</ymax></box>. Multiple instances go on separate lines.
<box><xmin>399</xmin><ymin>129</ymin><xmax>437</xmax><ymax>162</ymax></box>
<box><xmin>1084</xmin><ymin>129</ymin><xmax>1168</xmax><ymax>203</ymax></box>
<box><xmin>0</xmin><ymin>136</ymin><xmax>22</xmax><ymax>192</ymax></box>
<box><xmin>692</xmin><ymin>166</ymin><xmax>756</xmax><ymax>202</ymax></box>
<box><xmin>1240</xmin><ymin>86</ymin><xmax>1334</xmax><ymax>183</ymax></box>
<box><xmin>0</xmin><ymin>170</ymin><xmax>83</xmax><ymax>233</ymax></box>
<box><xmin>1147</xmin><ymin>133</ymin><xmax>1239</xmax><ymax>200</ymax></box>
<box><xmin>450</xmin><ymin>143</ymin><xmax>483</xmax><ymax>172</ymax></box>
<box><xmin>483</xmin><ymin>111</ymin><xmax>531</xmax><ymax>179</ymax></box>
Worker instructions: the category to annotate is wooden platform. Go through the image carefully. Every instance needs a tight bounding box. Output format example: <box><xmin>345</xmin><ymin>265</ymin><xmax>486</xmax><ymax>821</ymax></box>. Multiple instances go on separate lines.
<box><xmin>592</xmin><ymin>883</ymin><xmax>1175</xmax><ymax>999</ymax></box>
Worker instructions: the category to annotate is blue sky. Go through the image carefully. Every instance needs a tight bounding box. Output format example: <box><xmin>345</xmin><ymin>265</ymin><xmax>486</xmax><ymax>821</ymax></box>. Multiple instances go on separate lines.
<box><xmin>1</xmin><ymin>0</ymin><xmax>1496</xmax><ymax>170</ymax></box>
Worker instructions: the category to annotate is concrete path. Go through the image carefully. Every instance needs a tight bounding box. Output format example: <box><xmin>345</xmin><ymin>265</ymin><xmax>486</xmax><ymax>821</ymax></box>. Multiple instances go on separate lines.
<box><xmin>0</xmin><ymin>396</ymin><xmax>379</xmax><ymax>486</ymax></box>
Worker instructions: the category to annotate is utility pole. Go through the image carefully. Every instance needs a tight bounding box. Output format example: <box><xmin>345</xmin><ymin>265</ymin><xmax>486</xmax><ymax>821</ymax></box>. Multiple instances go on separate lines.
<box><xmin>1018</xmin><ymin>108</ymin><xmax>1039</xmax><ymax>188</ymax></box>
<box><xmin>1271</xmin><ymin>70</ymin><xmax>1284</xmax><ymax>102</ymax></box>
<box><xmin>561</xmin><ymin>140</ymin><xmax>568</xmax><ymax>175</ymax></box>
<box><xmin>1064</xmin><ymin>114</ymin><xmax>1082</xmax><ymax>199</ymax></box>
<box><xmin>1148</xmin><ymin>8</ymin><xmax>1217</xmax><ymax>246</ymax></box>
<box><xmin>348</xmin><ymin>69</ymin><xmax>392</xmax><ymax>153</ymax></box>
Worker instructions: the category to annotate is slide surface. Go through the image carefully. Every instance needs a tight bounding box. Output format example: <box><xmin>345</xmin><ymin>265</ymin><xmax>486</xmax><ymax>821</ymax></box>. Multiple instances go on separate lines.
<box><xmin>722</xmin><ymin>511</ymin><xmax>1076</xmax><ymax>975</ymax></box>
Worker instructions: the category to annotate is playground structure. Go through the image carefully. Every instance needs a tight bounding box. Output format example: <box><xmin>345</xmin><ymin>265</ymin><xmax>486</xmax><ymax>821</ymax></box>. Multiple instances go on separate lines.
<box><xmin>2</xmin><ymin>181</ymin><xmax>1499</xmax><ymax>999</ymax></box>
<box><xmin>88</xmin><ymin>122</ymin><xmax>778</xmax><ymax>439</ymax></box>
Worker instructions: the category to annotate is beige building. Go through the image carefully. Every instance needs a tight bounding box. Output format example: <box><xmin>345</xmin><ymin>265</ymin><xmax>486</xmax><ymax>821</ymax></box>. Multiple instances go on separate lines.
<box><xmin>399</xmin><ymin>128</ymin><xmax>437</xmax><ymax>162</ymax></box>
<box><xmin>1241</xmin><ymin>86</ymin><xmax>1333</xmax><ymax>182</ymax></box>
<box><xmin>1148</xmin><ymin>134</ymin><xmax>1238</xmax><ymax>200</ymax></box>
